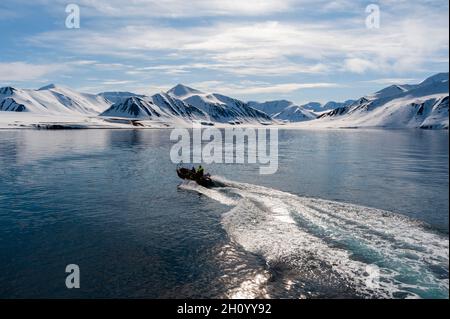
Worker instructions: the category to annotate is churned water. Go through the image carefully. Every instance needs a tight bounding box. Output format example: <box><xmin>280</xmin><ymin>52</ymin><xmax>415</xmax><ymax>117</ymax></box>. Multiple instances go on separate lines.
<box><xmin>0</xmin><ymin>129</ymin><xmax>448</xmax><ymax>298</ymax></box>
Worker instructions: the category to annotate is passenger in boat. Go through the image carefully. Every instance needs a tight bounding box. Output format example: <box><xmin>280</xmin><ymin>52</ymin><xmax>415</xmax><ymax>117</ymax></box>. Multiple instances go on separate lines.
<box><xmin>197</xmin><ymin>165</ymin><xmax>204</xmax><ymax>177</ymax></box>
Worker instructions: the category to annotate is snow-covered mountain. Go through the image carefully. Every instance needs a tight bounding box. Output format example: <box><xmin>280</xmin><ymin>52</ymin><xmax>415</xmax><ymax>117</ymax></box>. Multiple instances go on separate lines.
<box><xmin>248</xmin><ymin>100</ymin><xmax>316</xmax><ymax>122</ymax></box>
<box><xmin>168</xmin><ymin>84</ymin><xmax>272</xmax><ymax>123</ymax></box>
<box><xmin>167</xmin><ymin>83</ymin><xmax>203</xmax><ymax>97</ymax></box>
<box><xmin>298</xmin><ymin>100</ymin><xmax>355</xmax><ymax>113</ymax></box>
<box><xmin>1</xmin><ymin>73</ymin><xmax>448</xmax><ymax>129</ymax></box>
<box><xmin>99</xmin><ymin>91</ymin><xmax>145</xmax><ymax>104</ymax></box>
<box><xmin>248</xmin><ymin>73</ymin><xmax>448</xmax><ymax>127</ymax></box>
<box><xmin>0</xmin><ymin>84</ymin><xmax>111</xmax><ymax>115</ymax></box>
<box><xmin>300</xmin><ymin>102</ymin><xmax>323</xmax><ymax>112</ymax></box>
<box><xmin>0</xmin><ymin>83</ymin><xmax>270</xmax><ymax>124</ymax></box>
<box><xmin>248</xmin><ymin>100</ymin><xmax>293</xmax><ymax>116</ymax></box>
<box><xmin>100</xmin><ymin>92</ymin><xmax>208</xmax><ymax>122</ymax></box>
<box><xmin>100</xmin><ymin>96</ymin><xmax>161</xmax><ymax>118</ymax></box>
<box><xmin>322</xmin><ymin>100</ymin><xmax>355</xmax><ymax>111</ymax></box>
<box><xmin>272</xmin><ymin>104</ymin><xmax>317</xmax><ymax>122</ymax></box>
<box><xmin>316</xmin><ymin>73</ymin><xmax>449</xmax><ymax>129</ymax></box>
<box><xmin>249</xmin><ymin>99</ymin><xmax>356</xmax><ymax>122</ymax></box>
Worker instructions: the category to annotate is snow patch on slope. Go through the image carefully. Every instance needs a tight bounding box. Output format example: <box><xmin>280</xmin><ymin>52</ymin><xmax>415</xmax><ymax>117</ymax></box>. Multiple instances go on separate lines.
<box><xmin>168</xmin><ymin>85</ymin><xmax>272</xmax><ymax>123</ymax></box>
<box><xmin>313</xmin><ymin>73</ymin><xmax>449</xmax><ymax>129</ymax></box>
<box><xmin>0</xmin><ymin>84</ymin><xmax>111</xmax><ymax>115</ymax></box>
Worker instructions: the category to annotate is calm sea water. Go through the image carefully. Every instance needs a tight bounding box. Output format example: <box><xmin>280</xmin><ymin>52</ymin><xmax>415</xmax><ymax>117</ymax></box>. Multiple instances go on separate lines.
<box><xmin>0</xmin><ymin>129</ymin><xmax>448</xmax><ymax>298</ymax></box>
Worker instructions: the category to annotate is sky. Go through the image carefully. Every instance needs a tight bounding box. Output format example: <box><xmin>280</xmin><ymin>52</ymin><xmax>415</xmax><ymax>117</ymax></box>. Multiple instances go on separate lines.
<box><xmin>0</xmin><ymin>0</ymin><xmax>448</xmax><ymax>104</ymax></box>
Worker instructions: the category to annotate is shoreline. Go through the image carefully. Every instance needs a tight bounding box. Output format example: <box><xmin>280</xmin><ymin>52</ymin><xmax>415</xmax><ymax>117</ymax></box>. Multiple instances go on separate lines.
<box><xmin>0</xmin><ymin>113</ymin><xmax>448</xmax><ymax>131</ymax></box>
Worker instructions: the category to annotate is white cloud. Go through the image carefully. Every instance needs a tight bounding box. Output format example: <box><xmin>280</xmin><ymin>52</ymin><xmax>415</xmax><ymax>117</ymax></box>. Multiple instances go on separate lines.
<box><xmin>37</xmin><ymin>0</ymin><xmax>305</xmax><ymax>17</ymax></box>
<box><xmin>235</xmin><ymin>82</ymin><xmax>341</xmax><ymax>94</ymax></box>
<box><xmin>30</xmin><ymin>11</ymin><xmax>449</xmax><ymax>76</ymax></box>
<box><xmin>362</xmin><ymin>78</ymin><xmax>418</xmax><ymax>85</ymax></box>
<box><xmin>322</xmin><ymin>0</ymin><xmax>354</xmax><ymax>11</ymax></box>
<box><xmin>344</xmin><ymin>58</ymin><xmax>378</xmax><ymax>74</ymax></box>
<box><xmin>94</xmin><ymin>63</ymin><xmax>132</xmax><ymax>69</ymax></box>
<box><xmin>70</xmin><ymin>60</ymin><xmax>98</xmax><ymax>65</ymax></box>
<box><xmin>135</xmin><ymin>61</ymin><xmax>329</xmax><ymax>76</ymax></box>
<box><xmin>101</xmin><ymin>80</ymin><xmax>137</xmax><ymax>85</ymax></box>
<box><xmin>0</xmin><ymin>62</ymin><xmax>66</xmax><ymax>82</ymax></box>
<box><xmin>189</xmin><ymin>80</ymin><xmax>341</xmax><ymax>95</ymax></box>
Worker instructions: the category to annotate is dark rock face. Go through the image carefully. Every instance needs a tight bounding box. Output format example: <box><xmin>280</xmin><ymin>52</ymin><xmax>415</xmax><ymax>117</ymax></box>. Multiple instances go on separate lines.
<box><xmin>120</xmin><ymin>97</ymin><xmax>160</xmax><ymax>117</ymax></box>
<box><xmin>416</xmin><ymin>104</ymin><xmax>425</xmax><ymax>115</ymax></box>
<box><xmin>420</xmin><ymin>124</ymin><xmax>449</xmax><ymax>130</ymax></box>
<box><xmin>0</xmin><ymin>98</ymin><xmax>27</xmax><ymax>112</ymax></box>
<box><xmin>100</xmin><ymin>95</ymin><xmax>207</xmax><ymax>120</ymax></box>
<box><xmin>0</xmin><ymin>87</ymin><xmax>16</xmax><ymax>96</ymax></box>
<box><xmin>435</xmin><ymin>96</ymin><xmax>449</xmax><ymax>111</ymax></box>
<box><xmin>183</xmin><ymin>93</ymin><xmax>271</xmax><ymax>123</ymax></box>
<box><xmin>318</xmin><ymin>107</ymin><xmax>348</xmax><ymax>118</ymax></box>
<box><xmin>101</xmin><ymin>90</ymin><xmax>269</xmax><ymax>123</ymax></box>
<box><xmin>152</xmin><ymin>93</ymin><xmax>206</xmax><ymax>119</ymax></box>
<box><xmin>99</xmin><ymin>92</ymin><xmax>145</xmax><ymax>104</ymax></box>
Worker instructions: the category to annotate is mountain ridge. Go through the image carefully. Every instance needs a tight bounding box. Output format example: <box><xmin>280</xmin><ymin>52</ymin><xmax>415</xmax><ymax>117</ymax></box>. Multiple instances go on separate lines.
<box><xmin>316</xmin><ymin>73</ymin><xmax>449</xmax><ymax>129</ymax></box>
<box><xmin>1</xmin><ymin>72</ymin><xmax>448</xmax><ymax>129</ymax></box>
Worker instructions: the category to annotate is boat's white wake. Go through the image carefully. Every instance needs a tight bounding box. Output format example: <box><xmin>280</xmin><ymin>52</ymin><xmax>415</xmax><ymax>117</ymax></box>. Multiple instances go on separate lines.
<box><xmin>179</xmin><ymin>177</ymin><xmax>449</xmax><ymax>298</ymax></box>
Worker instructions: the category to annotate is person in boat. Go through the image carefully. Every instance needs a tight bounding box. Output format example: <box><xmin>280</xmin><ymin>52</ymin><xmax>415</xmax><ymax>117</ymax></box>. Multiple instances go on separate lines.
<box><xmin>197</xmin><ymin>165</ymin><xmax>204</xmax><ymax>177</ymax></box>
<box><xmin>190</xmin><ymin>165</ymin><xmax>202</xmax><ymax>179</ymax></box>
<box><xmin>177</xmin><ymin>165</ymin><xmax>214</xmax><ymax>187</ymax></box>
<box><xmin>189</xmin><ymin>165</ymin><xmax>204</xmax><ymax>179</ymax></box>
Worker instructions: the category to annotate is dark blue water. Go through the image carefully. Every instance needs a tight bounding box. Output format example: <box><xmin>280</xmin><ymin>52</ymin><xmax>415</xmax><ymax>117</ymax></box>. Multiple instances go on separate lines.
<box><xmin>0</xmin><ymin>129</ymin><xmax>448</xmax><ymax>298</ymax></box>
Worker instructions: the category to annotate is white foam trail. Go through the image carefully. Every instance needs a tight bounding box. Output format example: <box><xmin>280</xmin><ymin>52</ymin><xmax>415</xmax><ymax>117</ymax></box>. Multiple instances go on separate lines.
<box><xmin>178</xmin><ymin>180</ymin><xmax>239</xmax><ymax>206</ymax></box>
<box><xmin>181</xmin><ymin>176</ymin><xmax>449</xmax><ymax>298</ymax></box>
